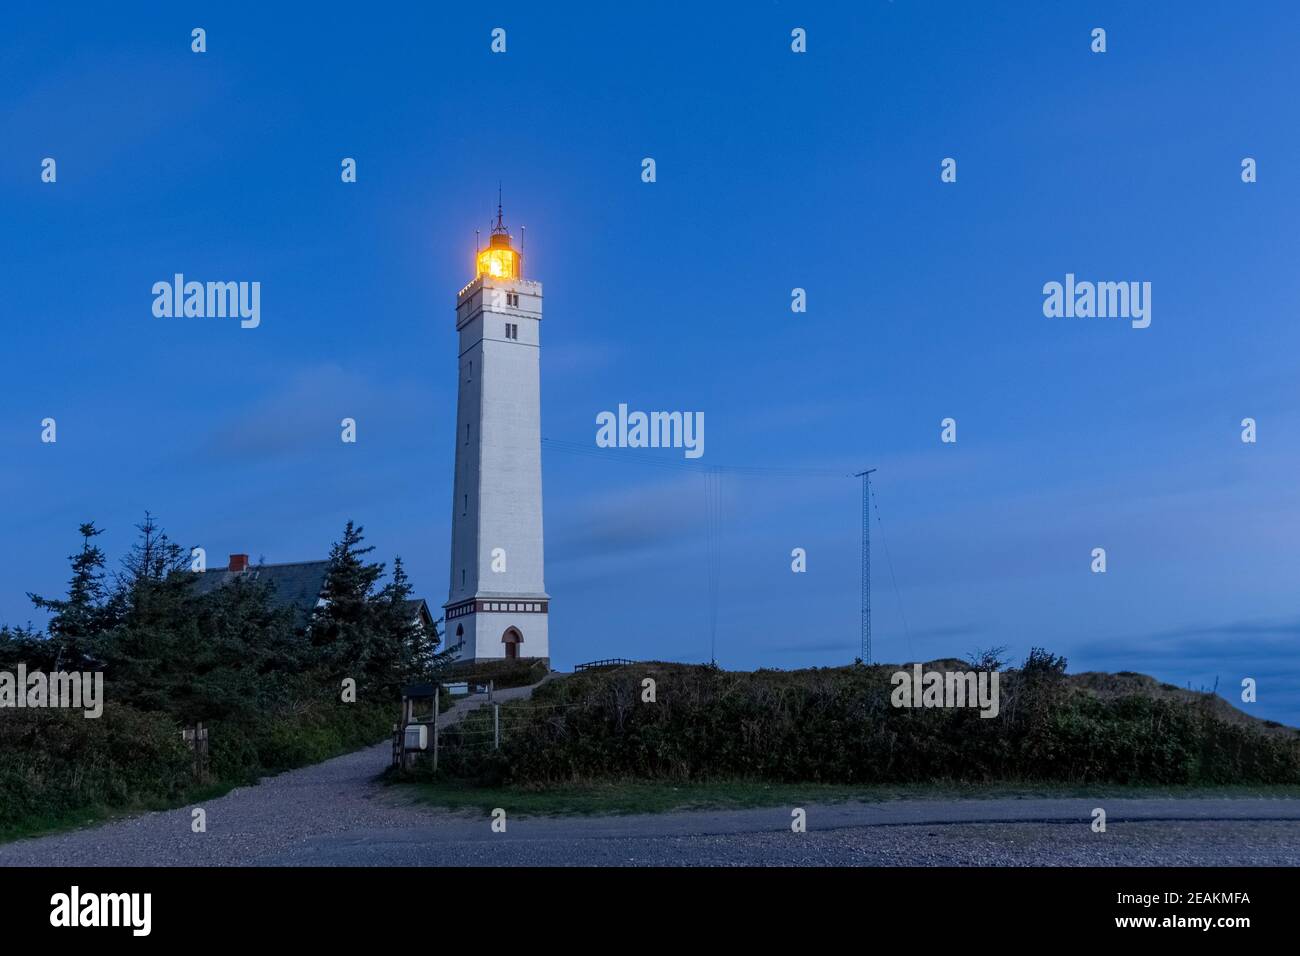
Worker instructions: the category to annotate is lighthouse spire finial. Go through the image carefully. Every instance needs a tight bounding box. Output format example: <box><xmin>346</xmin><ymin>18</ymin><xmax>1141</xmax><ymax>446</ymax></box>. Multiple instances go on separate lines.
<box><xmin>475</xmin><ymin>183</ymin><xmax>521</xmax><ymax>279</ymax></box>
<box><xmin>493</xmin><ymin>182</ymin><xmax>506</xmax><ymax>235</ymax></box>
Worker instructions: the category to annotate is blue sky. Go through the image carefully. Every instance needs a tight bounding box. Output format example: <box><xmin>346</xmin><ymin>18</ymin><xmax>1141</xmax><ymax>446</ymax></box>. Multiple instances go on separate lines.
<box><xmin>3</xmin><ymin>2</ymin><xmax>1299</xmax><ymax>724</ymax></box>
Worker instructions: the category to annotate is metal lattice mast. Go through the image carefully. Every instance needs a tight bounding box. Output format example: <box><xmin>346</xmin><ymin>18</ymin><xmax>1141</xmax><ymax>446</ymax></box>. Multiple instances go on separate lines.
<box><xmin>855</xmin><ymin>469</ymin><xmax>876</xmax><ymax>663</ymax></box>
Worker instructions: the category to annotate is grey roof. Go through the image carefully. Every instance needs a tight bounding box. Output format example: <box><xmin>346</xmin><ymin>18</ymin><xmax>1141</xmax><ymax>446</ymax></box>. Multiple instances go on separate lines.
<box><xmin>193</xmin><ymin>562</ymin><xmax>434</xmax><ymax>635</ymax></box>
<box><xmin>192</xmin><ymin>560</ymin><xmax>331</xmax><ymax>622</ymax></box>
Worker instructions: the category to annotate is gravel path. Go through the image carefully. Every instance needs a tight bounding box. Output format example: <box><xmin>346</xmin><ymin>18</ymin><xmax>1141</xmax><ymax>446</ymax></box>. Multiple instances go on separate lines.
<box><xmin>0</xmin><ymin>678</ymin><xmax>552</xmax><ymax>868</ymax></box>
<box><xmin>4</xmin><ymin>736</ymin><xmax>1298</xmax><ymax>867</ymax></box>
<box><xmin>0</xmin><ymin>741</ymin><xmax>425</xmax><ymax>866</ymax></box>
<box><xmin>3</xmin><ymin>675</ymin><xmax>1298</xmax><ymax>866</ymax></box>
<box><xmin>270</xmin><ymin>818</ymin><xmax>1300</xmax><ymax>867</ymax></box>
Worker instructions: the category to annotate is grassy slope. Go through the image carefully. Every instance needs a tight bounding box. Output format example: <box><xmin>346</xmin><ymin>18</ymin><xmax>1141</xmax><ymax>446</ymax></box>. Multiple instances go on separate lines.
<box><xmin>388</xmin><ymin>660</ymin><xmax>1300</xmax><ymax>816</ymax></box>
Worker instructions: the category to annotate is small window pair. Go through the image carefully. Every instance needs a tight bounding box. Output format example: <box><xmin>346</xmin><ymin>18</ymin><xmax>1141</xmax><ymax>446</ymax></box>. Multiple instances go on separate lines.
<box><xmin>504</xmin><ymin>323</ymin><xmax>519</xmax><ymax>340</ymax></box>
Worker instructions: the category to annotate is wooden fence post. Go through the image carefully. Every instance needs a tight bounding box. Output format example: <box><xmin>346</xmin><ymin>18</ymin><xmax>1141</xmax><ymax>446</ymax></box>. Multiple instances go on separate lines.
<box><xmin>180</xmin><ymin>723</ymin><xmax>210</xmax><ymax>782</ymax></box>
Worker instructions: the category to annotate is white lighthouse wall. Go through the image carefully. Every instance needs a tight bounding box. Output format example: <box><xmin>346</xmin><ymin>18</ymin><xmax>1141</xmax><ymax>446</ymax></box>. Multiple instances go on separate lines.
<box><xmin>477</xmin><ymin>309</ymin><xmax>545</xmax><ymax>595</ymax></box>
<box><xmin>448</xmin><ymin>319</ymin><xmax>484</xmax><ymax>602</ymax></box>
<box><xmin>446</xmin><ymin>275</ymin><xmax>549</xmax><ymax>662</ymax></box>
<box><xmin>471</xmin><ymin>610</ymin><xmax>549</xmax><ymax>661</ymax></box>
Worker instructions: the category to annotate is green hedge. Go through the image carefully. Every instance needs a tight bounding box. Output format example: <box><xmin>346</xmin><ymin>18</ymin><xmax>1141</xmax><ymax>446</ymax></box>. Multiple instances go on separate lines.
<box><xmin>0</xmin><ymin>697</ymin><xmax>393</xmax><ymax>838</ymax></box>
<box><xmin>0</xmin><ymin>703</ymin><xmax>192</xmax><ymax>833</ymax></box>
<box><xmin>428</xmin><ymin>663</ymin><xmax>1300</xmax><ymax>787</ymax></box>
<box><xmin>443</xmin><ymin>657</ymin><xmax>549</xmax><ymax>690</ymax></box>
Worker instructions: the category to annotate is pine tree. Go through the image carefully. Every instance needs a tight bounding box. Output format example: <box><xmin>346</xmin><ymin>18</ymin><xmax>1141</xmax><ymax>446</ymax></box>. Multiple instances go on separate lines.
<box><xmin>96</xmin><ymin>514</ymin><xmax>204</xmax><ymax>714</ymax></box>
<box><xmin>0</xmin><ymin>624</ymin><xmax>53</xmax><ymax>670</ymax></box>
<box><xmin>26</xmin><ymin>522</ymin><xmax>112</xmax><ymax>669</ymax></box>
<box><xmin>310</xmin><ymin>521</ymin><xmax>386</xmax><ymax>677</ymax></box>
<box><xmin>186</xmin><ymin>571</ymin><xmax>302</xmax><ymax>721</ymax></box>
<box><xmin>116</xmin><ymin>512</ymin><xmax>190</xmax><ymax>592</ymax></box>
<box><xmin>312</xmin><ymin>523</ymin><xmax>453</xmax><ymax>693</ymax></box>
<box><xmin>10</xmin><ymin>515</ymin><xmax>446</xmax><ymax>716</ymax></box>
<box><xmin>374</xmin><ymin>556</ymin><xmax>454</xmax><ymax>685</ymax></box>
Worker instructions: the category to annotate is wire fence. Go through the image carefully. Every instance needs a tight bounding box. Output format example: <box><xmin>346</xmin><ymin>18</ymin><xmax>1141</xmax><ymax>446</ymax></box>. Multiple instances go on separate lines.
<box><xmin>422</xmin><ymin>695</ymin><xmax>604</xmax><ymax>758</ymax></box>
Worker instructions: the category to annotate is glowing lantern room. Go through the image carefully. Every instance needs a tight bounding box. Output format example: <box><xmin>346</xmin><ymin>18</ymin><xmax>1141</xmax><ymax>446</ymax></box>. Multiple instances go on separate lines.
<box><xmin>475</xmin><ymin>195</ymin><xmax>522</xmax><ymax>280</ymax></box>
<box><xmin>476</xmin><ymin>232</ymin><xmax>520</xmax><ymax>280</ymax></box>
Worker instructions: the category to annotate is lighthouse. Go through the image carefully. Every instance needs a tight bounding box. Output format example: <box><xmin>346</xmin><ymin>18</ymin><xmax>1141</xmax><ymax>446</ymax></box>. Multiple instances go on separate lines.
<box><xmin>443</xmin><ymin>199</ymin><xmax>549</xmax><ymax>662</ymax></box>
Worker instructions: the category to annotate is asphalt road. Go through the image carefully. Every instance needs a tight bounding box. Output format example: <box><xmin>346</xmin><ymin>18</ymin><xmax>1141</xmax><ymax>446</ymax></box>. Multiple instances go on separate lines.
<box><xmin>3</xmin><ymin>740</ymin><xmax>1298</xmax><ymax>866</ymax></box>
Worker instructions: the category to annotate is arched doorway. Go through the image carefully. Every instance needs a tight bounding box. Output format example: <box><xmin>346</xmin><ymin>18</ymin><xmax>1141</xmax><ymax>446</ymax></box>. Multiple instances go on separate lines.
<box><xmin>501</xmin><ymin>626</ymin><xmax>523</xmax><ymax>660</ymax></box>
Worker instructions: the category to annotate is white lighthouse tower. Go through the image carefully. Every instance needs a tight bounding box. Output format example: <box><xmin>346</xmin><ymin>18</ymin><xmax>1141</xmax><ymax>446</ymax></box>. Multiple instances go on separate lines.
<box><xmin>443</xmin><ymin>199</ymin><xmax>549</xmax><ymax>663</ymax></box>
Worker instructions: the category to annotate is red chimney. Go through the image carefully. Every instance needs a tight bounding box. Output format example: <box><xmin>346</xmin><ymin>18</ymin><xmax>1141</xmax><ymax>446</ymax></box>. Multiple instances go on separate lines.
<box><xmin>228</xmin><ymin>554</ymin><xmax>250</xmax><ymax>572</ymax></box>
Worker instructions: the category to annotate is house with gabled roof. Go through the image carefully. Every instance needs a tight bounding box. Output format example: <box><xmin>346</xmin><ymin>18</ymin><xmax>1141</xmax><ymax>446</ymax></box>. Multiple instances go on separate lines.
<box><xmin>192</xmin><ymin>553</ymin><xmax>437</xmax><ymax>639</ymax></box>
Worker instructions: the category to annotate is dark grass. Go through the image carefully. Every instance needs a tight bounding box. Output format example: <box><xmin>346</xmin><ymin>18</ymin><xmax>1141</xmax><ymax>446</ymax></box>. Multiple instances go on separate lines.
<box><xmin>0</xmin><ymin>778</ymin><xmax>240</xmax><ymax>844</ymax></box>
